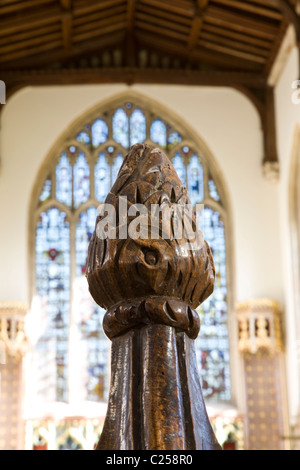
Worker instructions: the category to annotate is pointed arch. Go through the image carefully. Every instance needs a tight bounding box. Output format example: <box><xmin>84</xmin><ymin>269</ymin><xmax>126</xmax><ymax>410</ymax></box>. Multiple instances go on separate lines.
<box><xmin>28</xmin><ymin>89</ymin><xmax>235</xmax><ymax>410</ymax></box>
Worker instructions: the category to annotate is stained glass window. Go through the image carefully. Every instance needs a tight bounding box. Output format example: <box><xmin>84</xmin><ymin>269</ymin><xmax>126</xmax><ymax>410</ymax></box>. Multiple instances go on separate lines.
<box><xmin>172</xmin><ymin>153</ymin><xmax>186</xmax><ymax>186</ymax></box>
<box><xmin>168</xmin><ymin>131</ymin><xmax>182</xmax><ymax>147</ymax></box>
<box><xmin>74</xmin><ymin>207</ymin><xmax>109</xmax><ymax>402</ymax></box>
<box><xmin>130</xmin><ymin>109</ymin><xmax>146</xmax><ymax>146</ymax></box>
<box><xmin>196</xmin><ymin>207</ymin><xmax>230</xmax><ymax>400</ymax></box>
<box><xmin>73</xmin><ymin>153</ymin><xmax>90</xmax><ymax>208</ymax></box>
<box><xmin>112</xmin><ymin>154</ymin><xmax>123</xmax><ymax>185</ymax></box>
<box><xmin>35</xmin><ymin>207</ymin><xmax>70</xmax><ymax>402</ymax></box>
<box><xmin>95</xmin><ymin>153</ymin><xmax>110</xmax><ymax>203</ymax></box>
<box><xmin>56</xmin><ymin>153</ymin><xmax>72</xmax><ymax>207</ymax></box>
<box><xmin>91</xmin><ymin>119</ymin><xmax>108</xmax><ymax>147</ymax></box>
<box><xmin>187</xmin><ymin>154</ymin><xmax>204</xmax><ymax>205</ymax></box>
<box><xmin>39</xmin><ymin>178</ymin><xmax>51</xmax><ymax>203</ymax></box>
<box><xmin>112</xmin><ymin>108</ymin><xmax>129</xmax><ymax>148</ymax></box>
<box><xmin>77</xmin><ymin>131</ymin><xmax>90</xmax><ymax>145</ymax></box>
<box><xmin>150</xmin><ymin>119</ymin><xmax>167</xmax><ymax>147</ymax></box>
<box><xmin>33</xmin><ymin>99</ymin><xmax>231</xmax><ymax>449</ymax></box>
<box><xmin>209</xmin><ymin>178</ymin><xmax>220</xmax><ymax>202</ymax></box>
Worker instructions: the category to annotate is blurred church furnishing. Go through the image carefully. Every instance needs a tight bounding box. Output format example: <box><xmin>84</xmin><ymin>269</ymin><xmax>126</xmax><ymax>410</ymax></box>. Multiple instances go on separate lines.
<box><xmin>237</xmin><ymin>299</ymin><xmax>288</xmax><ymax>450</ymax></box>
<box><xmin>0</xmin><ymin>302</ymin><xmax>28</xmax><ymax>451</ymax></box>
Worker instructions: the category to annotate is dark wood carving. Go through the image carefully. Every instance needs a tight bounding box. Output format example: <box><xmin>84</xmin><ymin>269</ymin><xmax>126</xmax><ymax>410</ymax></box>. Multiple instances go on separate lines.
<box><xmin>86</xmin><ymin>143</ymin><xmax>221</xmax><ymax>450</ymax></box>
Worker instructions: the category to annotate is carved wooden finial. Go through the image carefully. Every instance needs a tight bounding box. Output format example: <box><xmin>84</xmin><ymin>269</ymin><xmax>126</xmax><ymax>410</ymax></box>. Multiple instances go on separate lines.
<box><xmin>86</xmin><ymin>143</ymin><xmax>221</xmax><ymax>450</ymax></box>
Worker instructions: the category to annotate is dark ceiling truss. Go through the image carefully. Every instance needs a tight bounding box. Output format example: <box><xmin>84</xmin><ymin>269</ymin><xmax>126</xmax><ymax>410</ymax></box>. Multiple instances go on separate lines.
<box><xmin>0</xmin><ymin>0</ymin><xmax>299</xmax><ymax>170</ymax></box>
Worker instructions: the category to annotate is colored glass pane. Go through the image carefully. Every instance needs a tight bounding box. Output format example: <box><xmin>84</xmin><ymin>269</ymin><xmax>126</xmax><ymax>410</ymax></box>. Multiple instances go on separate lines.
<box><xmin>209</xmin><ymin>178</ymin><xmax>220</xmax><ymax>202</ymax></box>
<box><xmin>150</xmin><ymin>119</ymin><xmax>167</xmax><ymax>147</ymax></box>
<box><xmin>94</xmin><ymin>153</ymin><xmax>110</xmax><ymax>203</ymax></box>
<box><xmin>91</xmin><ymin>119</ymin><xmax>108</xmax><ymax>147</ymax></box>
<box><xmin>73</xmin><ymin>152</ymin><xmax>90</xmax><ymax>208</ymax></box>
<box><xmin>130</xmin><ymin>109</ymin><xmax>146</xmax><ymax>146</ymax></box>
<box><xmin>56</xmin><ymin>153</ymin><xmax>72</xmax><ymax>207</ymax></box>
<box><xmin>196</xmin><ymin>207</ymin><xmax>230</xmax><ymax>401</ymax></box>
<box><xmin>39</xmin><ymin>178</ymin><xmax>51</xmax><ymax>203</ymax></box>
<box><xmin>168</xmin><ymin>131</ymin><xmax>182</xmax><ymax>147</ymax></box>
<box><xmin>112</xmin><ymin>154</ymin><xmax>123</xmax><ymax>185</ymax></box>
<box><xmin>74</xmin><ymin>207</ymin><xmax>109</xmax><ymax>401</ymax></box>
<box><xmin>187</xmin><ymin>154</ymin><xmax>204</xmax><ymax>204</ymax></box>
<box><xmin>76</xmin><ymin>131</ymin><xmax>90</xmax><ymax>145</ymax></box>
<box><xmin>35</xmin><ymin>207</ymin><xmax>70</xmax><ymax>402</ymax></box>
<box><xmin>112</xmin><ymin>108</ymin><xmax>129</xmax><ymax>148</ymax></box>
<box><xmin>172</xmin><ymin>153</ymin><xmax>186</xmax><ymax>186</ymax></box>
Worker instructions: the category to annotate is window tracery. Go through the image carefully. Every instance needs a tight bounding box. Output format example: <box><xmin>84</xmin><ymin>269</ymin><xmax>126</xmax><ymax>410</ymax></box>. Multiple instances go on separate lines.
<box><xmin>32</xmin><ymin>100</ymin><xmax>231</xmax><ymax>408</ymax></box>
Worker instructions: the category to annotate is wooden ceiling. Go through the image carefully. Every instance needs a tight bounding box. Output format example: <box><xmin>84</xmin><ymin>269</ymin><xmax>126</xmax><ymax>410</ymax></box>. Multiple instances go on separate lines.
<box><xmin>0</xmin><ymin>0</ymin><xmax>296</xmax><ymax>78</ymax></box>
<box><xmin>0</xmin><ymin>0</ymin><xmax>299</xmax><ymax>167</ymax></box>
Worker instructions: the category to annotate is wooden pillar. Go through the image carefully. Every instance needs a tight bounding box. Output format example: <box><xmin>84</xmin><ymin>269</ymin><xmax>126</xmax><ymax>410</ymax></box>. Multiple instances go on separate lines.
<box><xmin>86</xmin><ymin>143</ymin><xmax>221</xmax><ymax>450</ymax></box>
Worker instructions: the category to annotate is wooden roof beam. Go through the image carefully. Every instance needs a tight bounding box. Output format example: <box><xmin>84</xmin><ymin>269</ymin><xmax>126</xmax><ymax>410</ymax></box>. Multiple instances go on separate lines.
<box><xmin>187</xmin><ymin>0</ymin><xmax>209</xmax><ymax>51</ymax></box>
<box><xmin>60</xmin><ymin>0</ymin><xmax>72</xmax><ymax>9</ymax></box>
<box><xmin>0</xmin><ymin>0</ymin><xmax>124</xmax><ymax>36</ymax></box>
<box><xmin>0</xmin><ymin>66</ymin><xmax>266</xmax><ymax>90</ymax></box>
<box><xmin>125</xmin><ymin>0</ymin><xmax>137</xmax><ymax>67</ymax></box>
<box><xmin>270</xmin><ymin>0</ymin><xmax>300</xmax><ymax>78</ymax></box>
<box><xmin>271</xmin><ymin>0</ymin><xmax>300</xmax><ymax>42</ymax></box>
<box><xmin>0</xmin><ymin>7</ymin><xmax>61</xmax><ymax>36</ymax></box>
<box><xmin>135</xmin><ymin>20</ymin><xmax>188</xmax><ymax>42</ymax></box>
<box><xmin>74</xmin><ymin>0</ymin><xmax>124</xmax><ymax>16</ymax></box>
<box><xmin>205</xmin><ymin>5</ymin><xmax>278</xmax><ymax>39</ymax></box>
<box><xmin>73</xmin><ymin>19</ymin><xmax>126</xmax><ymax>44</ymax></box>
<box><xmin>0</xmin><ymin>0</ymin><xmax>51</xmax><ymax>16</ymax></box>
<box><xmin>213</xmin><ymin>0</ymin><xmax>282</xmax><ymax>20</ymax></box>
<box><xmin>73</xmin><ymin>13</ymin><xmax>127</xmax><ymax>37</ymax></box>
<box><xmin>0</xmin><ymin>39</ymin><xmax>62</xmax><ymax>63</ymax></box>
<box><xmin>127</xmin><ymin>0</ymin><xmax>136</xmax><ymax>32</ymax></box>
<box><xmin>0</xmin><ymin>23</ymin><xmax>60</xmax><ymax>48</ymax></box>
<box><xmin>0</xmin><ymin>31</ymin><xmax>126</xmax><ymax>69</ymax></box>
<box><xmin>61</xmin><ymin>1</ymin><xmax>73</xmax><ymax>53</ymax></box>
<box><xmin>198</xmin><ymin>38</ymin><xmax>267</xmax><ymax>63</ymax></box>
<box><xmin>202</xmin><ymin>24</ymin><xmax>273</xmax><ymax>49</ymax></box>
<box><xmin>200</xmin><ymin>32</ymin><xmax>270</xmax><ymax>59</ymax></box>
<box><xmin>136</xmin><ymin>30</ymin><xmax>263</xmax><ymax>71</ymax></box>
<box><xmin>137</xmin><ymin>3</ymin><xmax>191</xmax><ymax>26</ymax></box>
<box><xmin>140</xmin><ymin>0</ymin><xmax>194</xmax><ymax>17</ymax></box>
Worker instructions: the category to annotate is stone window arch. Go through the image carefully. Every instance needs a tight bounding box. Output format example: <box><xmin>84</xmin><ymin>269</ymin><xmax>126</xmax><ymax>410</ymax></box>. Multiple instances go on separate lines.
<box><xmin>29</xmin><ymin>91</ymin><xmax>233</xmax><ymax>410</ymax></box>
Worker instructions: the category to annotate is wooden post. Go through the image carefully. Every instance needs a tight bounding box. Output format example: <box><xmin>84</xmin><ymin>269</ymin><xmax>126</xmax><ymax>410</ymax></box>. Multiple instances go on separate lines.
<box><xmin>86</xmin><ymin>143</ymin><xmax>221</xmax><ymax>450</ymax></box>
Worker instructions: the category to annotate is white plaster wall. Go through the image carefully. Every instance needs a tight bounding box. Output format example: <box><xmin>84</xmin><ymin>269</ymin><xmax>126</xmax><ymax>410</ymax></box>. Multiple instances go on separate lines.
<box><xmin>0</xmin><ymin>83</ymin><xmax>283</xmax><ymax>310</ymax></box>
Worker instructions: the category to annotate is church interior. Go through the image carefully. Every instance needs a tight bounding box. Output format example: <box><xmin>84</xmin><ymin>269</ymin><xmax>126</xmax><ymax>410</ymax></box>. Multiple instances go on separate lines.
<box><xmin>1</xmin><ymin>0</ymin><xmax>300</xmax><ymax>451</ymax></box>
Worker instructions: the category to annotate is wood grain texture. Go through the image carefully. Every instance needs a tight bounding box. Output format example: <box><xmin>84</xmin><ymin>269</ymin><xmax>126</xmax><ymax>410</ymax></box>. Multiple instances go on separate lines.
<box><xmin>87</xmin><ymin>143</ymin><xmax>221</xmax><ymax>450</ymax></box>
<box><xmin>96</xmin><ymin>326</ymin><xmax>220</xmax><ymax>450</ymax></box>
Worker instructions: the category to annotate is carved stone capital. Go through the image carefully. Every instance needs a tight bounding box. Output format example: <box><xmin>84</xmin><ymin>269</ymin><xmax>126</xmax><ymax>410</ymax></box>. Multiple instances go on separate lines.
<box><xmin>262</xmin><ymin>161</ymin><xmax>280</xmax><ymax>183</ymax></box>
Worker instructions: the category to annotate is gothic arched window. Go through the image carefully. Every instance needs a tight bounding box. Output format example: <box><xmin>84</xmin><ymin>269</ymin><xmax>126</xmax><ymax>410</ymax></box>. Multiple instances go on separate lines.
<box><xmin>31</xmin><ymin>99</ymin><xmax>231</xmax><ymax>413</ymax></box>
